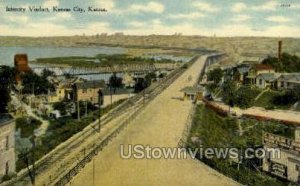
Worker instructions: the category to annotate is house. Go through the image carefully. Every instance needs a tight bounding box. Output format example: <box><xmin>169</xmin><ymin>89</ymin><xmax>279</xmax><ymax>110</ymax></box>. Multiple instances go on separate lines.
<box><xmin>73</xmin><ymin>80</ymin><xmax>106</xmax><ymax>104</ymax></box>
<box><xmin>180</xmin><ymin>86</ymin><xmax>203</xmax><ymax>101</ymax></box>
<box><xmin>48</xmin><ymin>77</ymin><xmax>85</xmax><ymax>103</ymax></box>
<box><xmin>0</xmin><ymin>114</ymin><xmax>16</xmax><ymax>179</ymax></box>
<box><xmin>247</xmin><ymin>64</ymin><xmax>275</xmax><ymax>85</ymax></box>
<box><xmin>233</xmin><ymin>64</ymin><xmax>251</xmax><ymax>84</ymax></box>
<box><xmin>255</xmin><ymin>73</ymin><xmax>280</xmax><ymax>89</ymax></box>
<box><xmin>277</xmin><ymin>73</ymin><xmax>300</xmax><ymax>90</ymax></box>
<box><xmin>263</xmin><ymin>129</ymin><xmax>300</xmax><ymax>184</ymax></box>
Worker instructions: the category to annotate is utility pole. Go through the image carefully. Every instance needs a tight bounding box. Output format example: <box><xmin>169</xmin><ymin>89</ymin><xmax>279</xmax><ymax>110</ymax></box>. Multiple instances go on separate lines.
<box><xmin>77</xmin><ymin>100</ymin><xmax>80</xmax><ymax>121</ymax></box>
<box><xmin>98</xmin><ymin>90</ymin><xmax>103</xmax><ymax>132</ymax></box>
<box><xmin>85</xmin><ymin>101</ymin><xmax>87</xmax><ymax>117</ymax></box>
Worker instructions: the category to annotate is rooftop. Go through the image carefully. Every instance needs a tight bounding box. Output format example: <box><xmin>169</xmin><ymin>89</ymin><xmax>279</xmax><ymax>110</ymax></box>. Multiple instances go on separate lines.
<box><xmin>0</xmin><ymin>113</ymin><xmax>14</xmax><ymax>127</ymax></box>
<box><xmin>278</xmin><ymin>73</ymin><xmax>300</xmax><ymax>83</ymax></box>
<box><xmin>253</xmin><ymin>64</ymin><xmax>274</xmax><ymax>71</ymax></box>
<box><xmin>75</xmin><ymin>80</ymin><xmax>106</xmax><ymax>89</ymax></box>
<box><xmin>257</xmin><ymin>73</ymin><xmax>280</xmax><ymax>82</ymax></box>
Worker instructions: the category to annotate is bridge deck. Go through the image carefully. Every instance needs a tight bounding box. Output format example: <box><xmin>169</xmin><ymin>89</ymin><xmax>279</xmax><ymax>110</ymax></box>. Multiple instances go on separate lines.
<box><xmin>70</xmin><ymin>55</ymin><xmax>237</xmax><ymax>186</ymax></box>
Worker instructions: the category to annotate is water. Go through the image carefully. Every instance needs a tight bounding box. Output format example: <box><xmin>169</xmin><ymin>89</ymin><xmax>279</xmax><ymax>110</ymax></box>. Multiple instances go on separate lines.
<box><xmin>0</xmin><ymin>46</ymin><xmax>189</xmax><ymax>81</ymax></box>
<box><xmin>0</xmin><ymin>46</ymin><xmax>125</xmax><ymax>66</ymax></box>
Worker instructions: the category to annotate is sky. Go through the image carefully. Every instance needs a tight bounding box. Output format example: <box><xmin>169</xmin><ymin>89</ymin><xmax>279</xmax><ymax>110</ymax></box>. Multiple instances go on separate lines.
<box><xmin>0</xmin><ymin>0</ymin><xmax>300</xmax><ymax>37</ymax></box>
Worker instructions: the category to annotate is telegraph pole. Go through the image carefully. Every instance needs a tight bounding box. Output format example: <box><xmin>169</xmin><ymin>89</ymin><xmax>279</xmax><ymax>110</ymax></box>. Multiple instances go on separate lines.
<box><xmin>98</xmin><ymin>90</ymin><xmax>103</xmax><ymax>132</ymax></box>
<box><xmin>77</xmin><ymin>100</ymin><xmax>80</xmax><ymax>121</ymax></box>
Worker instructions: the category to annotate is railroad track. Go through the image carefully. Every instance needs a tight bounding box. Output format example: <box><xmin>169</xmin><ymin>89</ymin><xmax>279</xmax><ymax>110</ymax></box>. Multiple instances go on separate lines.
<box><xmin>3</xmin><ymin>56</ymin><xmax>200</xmax><ymax>186</ymax></box>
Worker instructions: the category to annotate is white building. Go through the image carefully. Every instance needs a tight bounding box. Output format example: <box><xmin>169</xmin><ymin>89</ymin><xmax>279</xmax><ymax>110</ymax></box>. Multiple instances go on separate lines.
<box><xmin>0</xmin><ymin>114</ymin><xmax>16</xmax><ymax>179</ymax></box>
<box><xmin>277</xmin><ymin>73</ymin><xmax>300</xmax><ymax>90</ymax></box>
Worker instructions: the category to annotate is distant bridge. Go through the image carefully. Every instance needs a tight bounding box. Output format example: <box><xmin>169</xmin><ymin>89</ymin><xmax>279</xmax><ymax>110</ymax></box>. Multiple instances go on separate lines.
<box><xmin>31</xmin><ymin>63</ymin><xmax>181</xmax><ymax>76</ymax></box>
<box><xmin>205</xmin><ymin>53</ymin><xmax>226</xmax><ymax>67</ymax></box>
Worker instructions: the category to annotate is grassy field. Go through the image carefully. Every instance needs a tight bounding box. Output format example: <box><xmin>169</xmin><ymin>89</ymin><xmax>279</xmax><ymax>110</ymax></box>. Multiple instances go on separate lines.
<box><xmin>254</xmin><ymin>90</ymin><xmax>293</xmax><ymax>110</ymax></box>
<box><xmin>33</xmin><ymin>54</ymin><xmax>180</xmax><ymax>67</ymax></box>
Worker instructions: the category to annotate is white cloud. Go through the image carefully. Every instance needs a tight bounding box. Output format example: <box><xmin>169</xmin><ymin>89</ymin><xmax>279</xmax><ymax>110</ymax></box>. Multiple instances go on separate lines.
<box><xmin>43</xmin><ymin>0</ymin><xmax>59</xmax><ymax>7</ymax></box>
<box><xmin>129</xmin><ymin>21</ymin><xmax>146</xmax><ymax>27</ymax></box>
<box><xmin>252</xmin><ymin>1</ymin><xmax>278</xmax><ymax>11</ymax></box>
<box><xmin>193</xmin><ymin>2</ymin><xmax>219</xmax><ymax>13</ymax></box>
<box><xmin>94</xmin><ymin>0</ymin><xmax>115</xmax><ymax>10</ymax></box>
<box><xmin>4</xmin><ymin>15</ymin><xmax>29</xmax><ymax>23</ymax></box>
<box><xmin>129</xmin><ymin>2</ymin><xmax>164</xmax><ymax>14</ymax></box>
<box><xmin>1</xmin><ymin>20</ymin><xmax>300</xmax><ymax>38</ymax></box>
<box><xmin>231</xmin><ymin>2</ymin><xmax>247</xmax><ymax>13</ymax></box>
<box><xmin>168</xmin><ymin>12</ymin><xmax>206</xmax><ymax>20</ymax></box>
<box><xmin>231</xmin><ymin>15</ymin><xmax>251</xmax><ymax>22</ymax></box>
<box><xmin>0</xmin><ymin>21</ymin><xmax>111</xmax><ymax>36</ymax></box>
<box><xmin>47</xmin><ymin>12</ymin><xmax>72</xmax><ymax>21</ymax></box>
<box><xmin>291</xmin><ymin>3</ymin><xmax>300</xmax><ymax>9</ymax></box>
<box><xmin>266</xmin><ymin>16</ymin><xmax>291</xmax><ymax>23</ymax></box>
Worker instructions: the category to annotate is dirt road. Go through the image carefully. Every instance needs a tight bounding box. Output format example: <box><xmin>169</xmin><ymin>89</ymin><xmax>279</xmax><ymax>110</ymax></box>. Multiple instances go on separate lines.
<box><xmin>70</xmin><ymin>55</ymin><xmax>238</xmax><ymax>186</ymax></box>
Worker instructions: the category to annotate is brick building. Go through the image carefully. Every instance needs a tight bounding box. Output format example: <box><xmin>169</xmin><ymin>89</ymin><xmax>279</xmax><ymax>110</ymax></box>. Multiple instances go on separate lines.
<box><xmin>14</xmin><ymin>54</ymin><xmax>31</xmax><ymax>83</ymax></box>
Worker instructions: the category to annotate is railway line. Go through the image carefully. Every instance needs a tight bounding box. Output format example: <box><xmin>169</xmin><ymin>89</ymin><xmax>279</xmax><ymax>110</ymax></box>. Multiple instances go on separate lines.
<box><xmin>4</xmin><ymin>55</ymin><xmax>200</xmax><ymax>186</ymax></box>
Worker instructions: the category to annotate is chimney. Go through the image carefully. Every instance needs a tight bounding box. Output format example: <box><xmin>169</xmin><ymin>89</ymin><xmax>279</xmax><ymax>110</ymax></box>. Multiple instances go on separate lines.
<box><xmin>278</xmin><ymin>40</ymin><xmax>282</xmax><ymax>60</ymax></box>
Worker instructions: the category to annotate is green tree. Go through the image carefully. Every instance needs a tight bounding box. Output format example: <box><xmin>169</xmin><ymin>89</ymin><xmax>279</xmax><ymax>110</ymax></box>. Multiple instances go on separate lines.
<box><xmin>233</xmin><ymin>86</ymin><xmax>256</xmax><ymax>109</ymax></box>
<box><xmin>222</xmin><ymin>80</ymin><xmax>237</xmax><ymax>106</ymax></box>
<box><xmin>109</xmin><ymin>73</ymin><xmax>123</xmax><ymax>92</ymax></box>
<box><xmin>0</xmin><ymin>66</ymin><xmax>15</xmax><ymax>112</ymax></box>
<box><xmin>41</xmin><ymin>69</ymin><xmax>55</xmax><ymax>78</ymax></box>
<box><xmin>21</xmin><ymin>71</ymin><xmax>55</xmax><ymax>95</ymax></box>
<box><xmin>207</xmin><ymin>68</ymin><xmax>223</xmax><ymax>84</ymax></box>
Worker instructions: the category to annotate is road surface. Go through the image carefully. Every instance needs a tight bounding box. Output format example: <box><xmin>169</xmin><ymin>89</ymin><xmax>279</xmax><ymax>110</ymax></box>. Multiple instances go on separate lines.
<box><xmin>211</xmin><ymin>101</ymin><xmax>300</xmax><ymax>125</ymax></box>
<box><xmin>70</xmin><ymin>55</ymin><xmax>237</xmax><ymax>186</ymax></box>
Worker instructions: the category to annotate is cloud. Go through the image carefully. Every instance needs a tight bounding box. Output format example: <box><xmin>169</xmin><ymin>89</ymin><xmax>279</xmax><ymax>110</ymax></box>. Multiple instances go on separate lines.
<box><xmin>266</xmin><ymin>16</ymin><xmax>291</xmax><ymax>23</ymax></box>
<box><xmin>193</xmin><ymin>2</ymin><xmax>219</xmax><ymax>13</ymax></box>
<box><xmin>231</xmin><ymin>2</ymin><xmax>247</xmax><ymax>13</ymax></box>
<box><xmin>252</xmin><ymin>1</ymin><xmax>278</xmax><ymax>11</ymax></box>
<box><xmin>168</xmin><ymin>12</ymin><xmax>206</xmax><ymax>20</ymax></box>
<box><xmin>0</xmin><ymin>21</ymin><xmax>112</xmax><ymax>36</ymax></box>
<box><xmin>4</xmin><ymin>15</ymin><xmax>29</xmax><ymax>24</ymax></box>
<box><xmin>47</xmin><ymin>12</ymin><xmax>73</xmax><ymax>21</ymax></box>
<box><xmin>43</xmin><ymin>0</ymin><xmax>59</xmax><ymax>7</ymax></box>
<box><xmin>94</xmin><ymin>0</ymin><xmax>115</xmax><ymax>10</ymax></box>
<box><xmin>129</xmin><ymin>21</ymin><xmax>147</xmax><ymax>27</ymax></box>
<box><xmin>291</xmin><ymin>3</ymin><xmax>300</xmax><ymax>9</ymax></box>
<box><xmin>231</xmin><ymin>15</ymin><xmax>251</xmax><ymax>22</ymax></box>
<box><xmin>129</xmin><ymin>2</ymin><xmax>164</xmax><ymax>14</ymax></box>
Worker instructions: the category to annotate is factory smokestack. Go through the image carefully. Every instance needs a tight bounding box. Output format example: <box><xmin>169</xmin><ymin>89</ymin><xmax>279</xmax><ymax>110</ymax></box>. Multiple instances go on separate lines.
<box><xmin>278</xmin><ymin>40</ymin><xmax>282</xmax><ymax>60</ymax></box>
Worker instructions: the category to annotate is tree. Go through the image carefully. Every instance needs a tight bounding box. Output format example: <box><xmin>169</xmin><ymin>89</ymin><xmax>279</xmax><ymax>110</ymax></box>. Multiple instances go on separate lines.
<box><xmin>222</xmin><ymin>80</ymin><xmax>237</xmax><ymax>106</ymax></box>
<box><xmin>109</xmin><ymin>73</ymin><xmax>123</xmax><ymax>92</ymax></box>
<box><xmin>21</xmin><ymin>71</ymin><xmax>55</xmax><ymax>95</ymax></box>
<box><xmin>207</xmin><ymin>68</ymin><xmax>223</xmax><ymax>84</ymax></box>
<box><xmin>41</xmin><ymin>69</ymin><xmax>55</xmax><ymax>78</ymax></box>
<box><xmin>233</xmin><ymin>86</ymin><xmax>255</xmax><ymax>109</ymax></box>
<box><xmin>53</xmin><ymin>101</ymin><xmax>75</xmax><ymax>116</ymax></box>
<box><xmin>134</xmin><ymin>78</ymin><xmax>147</xmax><ymax>93</ymax></box>
<box><xmin>0</xmin><ymin>66</ymin><xmax>15</xmax><ymax>112</ymax></box>
<box><xmin>262</xmin><ymin>53</ymin><xmax>300</xmax><ymax>72</ymax></box>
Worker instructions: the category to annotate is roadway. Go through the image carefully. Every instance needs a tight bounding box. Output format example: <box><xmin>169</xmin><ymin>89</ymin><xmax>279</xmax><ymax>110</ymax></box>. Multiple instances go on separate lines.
<box><xmin>70</xmin><ymin>55</ymin><xmax>237</xmax><ymax>186</ymax></box>
<box><xmin>209</xmin><ymin>101</ymin><xmax>300</xmax><ymax>125</ymax></box>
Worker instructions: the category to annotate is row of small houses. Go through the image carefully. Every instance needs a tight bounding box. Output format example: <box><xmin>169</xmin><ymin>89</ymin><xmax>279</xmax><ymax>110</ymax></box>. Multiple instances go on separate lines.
<box><xmin>224</xmin><ymin>63</ymin><xmax>300</xmax><ymax>90</ymax></box>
